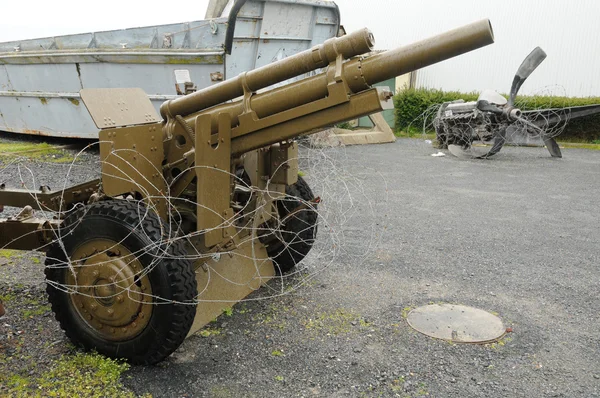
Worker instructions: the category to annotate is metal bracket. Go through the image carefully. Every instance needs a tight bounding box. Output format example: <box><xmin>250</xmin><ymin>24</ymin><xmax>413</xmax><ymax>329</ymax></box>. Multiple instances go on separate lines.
<box><xmin>195</xmin><ymin>113</ymin><xmax>237</xmax><ymax>248</ymax></box>
<box><xmin>99</xmin><ymin>123</ymin><xmax>167</xmax><ymax>219</ymax></box>
<box><xmin>240</xmin><ymin>72</ymin><xmax>258</xmax><ymax>118</ymax></box>
<box><xmin>80</xmin><ymin>88</ymin><xmax>161</xmax><ymax>129</ymax></box>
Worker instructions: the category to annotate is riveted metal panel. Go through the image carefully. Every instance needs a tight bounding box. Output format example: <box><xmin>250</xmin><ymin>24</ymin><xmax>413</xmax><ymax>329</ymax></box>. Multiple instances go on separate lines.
<box><xmin>81</xmin><ymin>88</ymin><xmax>160</xmax><ymax>129</ymax></box>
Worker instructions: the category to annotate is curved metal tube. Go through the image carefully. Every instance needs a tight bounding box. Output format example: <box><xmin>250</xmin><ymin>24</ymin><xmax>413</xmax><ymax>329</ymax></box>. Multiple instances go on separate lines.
<box><xmin>224</xmin><ymin>0</ymin><xmax>249</xmax><ymax>55</ymax></box>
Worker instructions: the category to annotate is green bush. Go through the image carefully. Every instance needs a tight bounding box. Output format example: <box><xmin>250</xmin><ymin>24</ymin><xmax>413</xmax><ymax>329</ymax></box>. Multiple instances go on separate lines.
<box><xmin>394</xmin><ymin>88</ymin><xmax>600</xmax><ymax>142</ymax></box>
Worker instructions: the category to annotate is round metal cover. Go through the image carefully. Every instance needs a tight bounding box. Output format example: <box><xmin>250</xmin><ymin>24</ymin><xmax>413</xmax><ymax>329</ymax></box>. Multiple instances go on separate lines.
<box><xmin>406</xmin><ymin>304</ymin><xmax>505</xmax><ymax>344</ymax></box>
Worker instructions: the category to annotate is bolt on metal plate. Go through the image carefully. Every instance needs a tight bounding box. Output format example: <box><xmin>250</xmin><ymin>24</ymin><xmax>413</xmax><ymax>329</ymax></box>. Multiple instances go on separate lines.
<box><xmin>406</xmin><ymin>304</ymin><xmax>505</xmax><ymax>344</ymax></box>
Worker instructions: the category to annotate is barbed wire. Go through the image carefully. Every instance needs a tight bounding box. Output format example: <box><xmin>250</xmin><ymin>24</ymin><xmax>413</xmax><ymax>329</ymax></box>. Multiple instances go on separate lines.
<box><xmin>0</xmin><ymin>139</ymin><xmax>388</xmax><ymax>307</ymax></box>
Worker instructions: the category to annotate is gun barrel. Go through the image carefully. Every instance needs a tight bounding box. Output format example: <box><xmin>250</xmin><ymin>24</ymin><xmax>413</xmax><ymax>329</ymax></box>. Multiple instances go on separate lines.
<box><xmin>177</xmin><ymin>19</ymin><xmax>494</xmax><ymax>142</ymax></box>
<box><xmin>160</xmin><ymin>28</ymin><xmax>375</xmax><ymax>119</ymax></box>
<box><xmin>357</xmin><ymin>19</ymin><xmax>494</xmax><ymax>90</ymax></box>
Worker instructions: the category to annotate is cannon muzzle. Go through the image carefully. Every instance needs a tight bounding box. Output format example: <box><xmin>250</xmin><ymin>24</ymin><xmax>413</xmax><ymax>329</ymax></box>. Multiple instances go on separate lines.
<box><xmin>356</xmin><ymin>19</ymin><xmax>494</xmax><ymax>90</ymax></box>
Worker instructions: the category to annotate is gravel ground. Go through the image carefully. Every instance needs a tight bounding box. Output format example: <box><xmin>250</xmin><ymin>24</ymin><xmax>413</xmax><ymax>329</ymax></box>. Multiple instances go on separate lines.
<box><xmin>0</xmin><ymin>135</ymin><xmax>599</xmax><ymax>397</ymax></box>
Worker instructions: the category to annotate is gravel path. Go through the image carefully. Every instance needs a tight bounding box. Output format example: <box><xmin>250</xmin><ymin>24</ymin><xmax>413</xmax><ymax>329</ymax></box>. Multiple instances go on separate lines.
<box><xmin>1</xmin><ymin>137</ymin><xmax>599</xmax><ymax>397</ymax></box>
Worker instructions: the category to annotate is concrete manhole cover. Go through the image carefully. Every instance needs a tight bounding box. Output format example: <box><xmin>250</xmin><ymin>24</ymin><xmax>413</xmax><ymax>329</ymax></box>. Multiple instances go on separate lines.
<box><xmin>406</xmin><ymin>304</ymin><xmax>505</xmax><ymax>344</ymax></box>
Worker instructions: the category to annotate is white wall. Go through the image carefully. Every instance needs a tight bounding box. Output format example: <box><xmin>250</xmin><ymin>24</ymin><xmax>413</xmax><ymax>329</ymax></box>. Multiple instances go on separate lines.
<box><xmin>335</xmin><ymin>0</ymin><xmax>600</xmax><ymax>97</ymax></box>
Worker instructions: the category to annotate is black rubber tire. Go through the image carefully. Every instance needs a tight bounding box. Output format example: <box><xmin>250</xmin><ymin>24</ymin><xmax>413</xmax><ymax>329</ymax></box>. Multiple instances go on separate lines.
<box><xmin>266</xmin><ymin>176</ymin><xmax>318</xmax><ymax>274</ymax></box>
<box><xmin>45</xmin><ymin>200</ymin><xmax>197</xmax><ymax>365</ymax></box>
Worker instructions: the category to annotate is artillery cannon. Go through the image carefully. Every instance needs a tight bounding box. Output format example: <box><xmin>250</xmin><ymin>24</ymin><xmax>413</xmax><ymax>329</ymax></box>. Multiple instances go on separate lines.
<box><xmin>0</xmin><ymin>20</ymin><xmax>494</xmax><ymax>364</ymax></box>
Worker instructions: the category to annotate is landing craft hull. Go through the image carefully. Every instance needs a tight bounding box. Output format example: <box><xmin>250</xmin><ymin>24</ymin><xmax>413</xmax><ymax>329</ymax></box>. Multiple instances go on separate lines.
<box><xmin>0</xmin><ymin>0</ymin><xmax>339</xmax><ymax>138</ymax></box>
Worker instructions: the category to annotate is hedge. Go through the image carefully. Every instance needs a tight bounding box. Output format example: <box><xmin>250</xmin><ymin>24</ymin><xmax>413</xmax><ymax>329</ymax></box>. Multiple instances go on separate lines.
<box><xmin>393</xmin><ymin>88</ymin><xmax>600</xmax><ymax>142</ymax></box>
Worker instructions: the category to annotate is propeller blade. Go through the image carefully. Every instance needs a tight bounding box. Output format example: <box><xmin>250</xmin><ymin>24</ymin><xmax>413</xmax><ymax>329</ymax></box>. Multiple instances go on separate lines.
<box><xmin>522</xmin><ymin>104</ymin><xmax>600</xmax><ymax>127</ymax></box>
<box><xmin>448</xmin><ymin>129</ymin><xmax>507</xmax><ymax>159</ymax></box>
<box><xmin>543</xmin><ymin>137</ymin><xmax>562</xmax><ymax>158</ymax></box>
<box><xmin>509</xmin><ymin>47</ymin><xmax>547</xmax><ymax>106</ymax></box>
<box><xmin>512</xmin><ymin>115</ymin><xmax>562</xmax><ymax>157</ymax></box>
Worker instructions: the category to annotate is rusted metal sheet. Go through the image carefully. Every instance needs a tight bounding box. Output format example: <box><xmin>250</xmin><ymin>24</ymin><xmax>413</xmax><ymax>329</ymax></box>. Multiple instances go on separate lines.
<box><xmin>0</xmin><ymin>0</ymin><xmax>339</xmax><ymax>139</ymax></box>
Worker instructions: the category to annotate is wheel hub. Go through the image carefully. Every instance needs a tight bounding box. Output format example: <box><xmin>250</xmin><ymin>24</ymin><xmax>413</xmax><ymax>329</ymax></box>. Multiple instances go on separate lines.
<box><xmin>93</xmin><ymin>280</ymin><xmax>117</xmax><ymax>306</ymax></box>
<box><xmin>67</xmin><ymin>239</ymin><xmax>153</xmax><ymax>341</ymax></box>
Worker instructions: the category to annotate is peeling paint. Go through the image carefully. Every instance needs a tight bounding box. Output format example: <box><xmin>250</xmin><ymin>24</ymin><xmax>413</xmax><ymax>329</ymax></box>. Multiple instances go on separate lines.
<box><xmin>75</xmin><ymin>62</ymin><xmax>83</xmax><ymax>89</ymax></box>
<box><xmin>163</xmin><ymin>55</ymin><xmax>224</xmax><ymax>65</ymax></box>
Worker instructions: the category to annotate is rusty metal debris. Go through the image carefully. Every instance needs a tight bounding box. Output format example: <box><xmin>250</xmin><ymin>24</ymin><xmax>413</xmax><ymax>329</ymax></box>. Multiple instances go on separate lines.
<box><xmin>435</xmin><ymin>47</ymin><xmax>600</xmax><ymax>159</ymax></box>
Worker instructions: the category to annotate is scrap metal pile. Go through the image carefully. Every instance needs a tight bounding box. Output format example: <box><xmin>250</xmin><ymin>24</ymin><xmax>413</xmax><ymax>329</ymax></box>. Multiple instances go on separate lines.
<box><xmin>434</xmin><ymin>47</ymin><xmax>600</xmax><ymax>158</ymax></box>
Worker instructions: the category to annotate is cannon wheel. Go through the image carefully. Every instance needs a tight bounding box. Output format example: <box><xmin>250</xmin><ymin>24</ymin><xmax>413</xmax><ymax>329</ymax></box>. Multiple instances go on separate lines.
<box><xmin>45</xmin><ymin>200</ymin><xmax>197</xmax><ymax>365</ymax></box>
<box><xmin>267</xmin><ymin>176</ymin><xmax>318</xmax><ymax>274</ymax></box>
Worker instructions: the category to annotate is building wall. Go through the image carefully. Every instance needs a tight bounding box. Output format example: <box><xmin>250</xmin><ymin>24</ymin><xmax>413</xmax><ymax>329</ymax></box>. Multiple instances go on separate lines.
<box><xmin>391</xmin><ymin>0</ymin><xmax>600</xmax><ymax>98</ymax></box>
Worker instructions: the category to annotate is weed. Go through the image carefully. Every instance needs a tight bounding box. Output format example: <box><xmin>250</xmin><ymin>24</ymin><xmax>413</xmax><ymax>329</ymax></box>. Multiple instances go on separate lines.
<box><xmin>335</xmin><ymin>122</ymin><xmax>354</xmax><ymax>130</ymax></box>
<box><xmin>1</xmin><ymin>352</ymin><xmax>139</xmax><ymax>397</ymax></box>
<box><xmin>22</xmin><ymin>305</ymin><xmax>51</xmax><ymax>319</ymax></box>
<box><xmin>304</xmin><ymin>308</ymin><xmax>366</xmax><ymax>335</ymax></box>
<box><xmin>0</xmin><ymin>249</ymin><xmax>22</xmax><ymax>260</ymax></box>
<box><xmin>488</xmin><ymin>336</ymin><xmax>513</xmax><ymax>350</ymax></box>
<box><xmin>198</xmin><ymin>328</ymin><xmax>222</xmax><ymax>338</ymax></box>
<box><xmin>271</xmin><ymin>350</ymin><xmax>284</xmax><ymax>357</ymax></box>
<box><xmin>210</xmin><ymin>386</ymin><xmax>234</xmax><ymax>397</ymax></box>
<box><xmin>222</xmin><ymin>307</ymin><xmax>234</xmax><ymax>317</ymax></box>
<box><xmin>390</xmin><ymin>376</ymin><xmax>405</xmax><ymax>392</ymax></box>
<box><xmin>401</xmin><ymin>307</ymin><xmax>414</xmax><ymax>319</ymax></box>
<box><xmin>0</xmin><ymin>293</ymin><xmax>16</xmax><ymax>302</ymax></box>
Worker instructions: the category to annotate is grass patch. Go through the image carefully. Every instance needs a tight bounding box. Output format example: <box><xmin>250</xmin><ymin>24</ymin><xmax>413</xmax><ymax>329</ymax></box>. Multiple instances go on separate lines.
<box><xmin>0</xmin><ymin>293</ymin><xmax>16</xmax><ymax>302</ymax></box>
<box><xmin>0</xmin><ymin>142</ymin><xmax>77</xmax><ymax>163</ymax></box>
<box><xmin>401</xmin><ymin>306</ymin><xmax>414</xmax><ymax>319</ymax></box>
<box><xmin>557</xmin><ymin>142</ymin><xmax>600</xmax><ymax>151</ymax></box>
<box><xmin>488</xmin><ymin>336</ymin><xmax>513</xmax><ymax>350</ymax></box>
<box><xmin>335</xmin><ymin>122</ymin><xmax>354</xmax><ymax>130</ymax></box>
<box><xmin>0</xmin><ymin>249</ymin><xmax>23</xmax><ymax>259</ymax></box>
<box><xmin>22</xmin><ymin>305</ymin><xmax>51</xmax><ymax>319</ymax></box>
<box><xmin>304</xmin><ymin>309</ymin><xmax>367</xmax><ymax>335</ymax></box>
<box><xmin>0</xmin><ymin>352</ymin><xmax>141</xmax><ymax>397</ymax></box>
<box><xmin>198</xmin><ymin>328</ymin><xmax>222</xmax><ymax>338</ymax></box>
<box><xmin>395</xmin><ymin>130</ymin><xmax>436</xmax><ymax>141</ymax></box>
<box><xmin>252</xmin><ymin>303</ymin><xmax>292</xmax><ymax>330</ymax></box>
